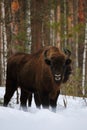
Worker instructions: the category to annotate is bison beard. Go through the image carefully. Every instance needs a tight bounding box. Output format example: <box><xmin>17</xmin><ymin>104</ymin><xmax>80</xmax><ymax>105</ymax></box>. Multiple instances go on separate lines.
<box><xmin>3</xmin><ymin>46</ymin><xmax>72</xmax><ymax>110</ymax></box>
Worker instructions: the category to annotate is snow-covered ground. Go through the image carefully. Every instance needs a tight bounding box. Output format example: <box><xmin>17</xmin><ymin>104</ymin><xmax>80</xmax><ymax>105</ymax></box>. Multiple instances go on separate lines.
<box><xmin>0</xmin><ymin>87</ymin><xmax>87</xmax><ymax>130</ymax></box>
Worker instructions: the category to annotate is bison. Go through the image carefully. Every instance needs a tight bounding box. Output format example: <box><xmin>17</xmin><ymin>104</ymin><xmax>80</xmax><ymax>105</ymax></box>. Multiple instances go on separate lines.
<box><xmin>3</xmin><ymin>46</ymin><xmax>72</xmax><ymax>110</ymax></box>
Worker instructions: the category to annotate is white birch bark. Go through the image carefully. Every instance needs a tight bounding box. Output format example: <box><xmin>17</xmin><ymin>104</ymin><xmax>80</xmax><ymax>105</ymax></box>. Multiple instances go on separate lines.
<box><xmin>0</xmin><ymin>18</ymin><xmax>4</xmax><ymax>86</ymax></box>
<box><xmin>1</xmin><ymin>0</ymin><xmax>7</xmax><ymax>85</ymax></box>
<box><xmin>26</xmin><ymin>0</ymin><xmax>31</xmax><ymax>53</ymax></box>
<box><xmin>82</xmin><ymin>21</ymin><xmax>87</xmax><ymax>95</ymax></box>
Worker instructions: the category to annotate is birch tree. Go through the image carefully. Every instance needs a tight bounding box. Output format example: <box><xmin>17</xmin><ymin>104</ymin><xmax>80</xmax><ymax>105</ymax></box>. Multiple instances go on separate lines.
<box><xmin>82</xmin><ymin>23</ymin><xmax>87</xmax><ymax>95</ymax></box>
<box><xmin>0</xmin><ymin>0</ymin><xmax>7</xmax><ymax>86</ymax></box>
<box><xmin>82</xmin><ymin>18</ymin><xmax>87</xmax><ymax>95</ymax></box>
<box><xmin>26</xmin><ymin>0</ymin><xmax>31</xmax><ymax>53</ymax></box>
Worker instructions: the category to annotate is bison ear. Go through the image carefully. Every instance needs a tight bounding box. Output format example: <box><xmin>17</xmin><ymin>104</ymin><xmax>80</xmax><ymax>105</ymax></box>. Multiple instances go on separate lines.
<box><xmin>65</xmin><ymin>59</ymin><xmax>72</xmax><ymax>65</ymax></box>
<box><xmin>44</xmin><ymin>49</ymin><xmax>51</xmax><ymax>66</ymax></box>
<box><xmin>44</xmin><ymin>59</ymin><xmax>51</xmax><ymax>65</ymax></box>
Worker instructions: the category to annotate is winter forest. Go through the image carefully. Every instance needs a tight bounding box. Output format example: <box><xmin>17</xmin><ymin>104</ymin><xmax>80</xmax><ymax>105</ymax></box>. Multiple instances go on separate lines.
<box><xmin>0</xmin><ymin>0</ymin><xmax>87</xmax><ymax>99</ymax></box>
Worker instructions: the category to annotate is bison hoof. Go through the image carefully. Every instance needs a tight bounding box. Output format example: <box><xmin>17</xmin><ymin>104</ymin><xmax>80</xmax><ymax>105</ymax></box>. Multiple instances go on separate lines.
<box><xmin>50</xmin><ymin>107</ymin><xmax>56</xmax><ymax>113</ymax></box>
<box><xmin>20</xmin><ymin>106</ymin><xmax>28</xmax><ymax>112</ymax></box>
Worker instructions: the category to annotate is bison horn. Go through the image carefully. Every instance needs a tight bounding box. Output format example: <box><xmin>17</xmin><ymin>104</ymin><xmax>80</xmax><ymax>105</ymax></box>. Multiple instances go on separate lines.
<box><xmin>44</xmin><ymin>49</ymin><xmax>51</xmax><ymax>65</ymax></box>
<box><xmin>63</xmin><ymin>48</ymin><xmax>71</xmax><ymax>57</ymax></box>
<box><xmin>64</xmin><ymin>48</ymin><xmax>72</xmax><ymax>65</ymax></box>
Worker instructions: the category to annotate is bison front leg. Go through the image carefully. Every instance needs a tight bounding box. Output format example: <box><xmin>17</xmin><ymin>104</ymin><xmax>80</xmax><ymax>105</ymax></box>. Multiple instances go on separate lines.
<box><xmin>20</xmin><ymin>88</ymin><xmax>28</xmax><ymax>111</ymax></box>
<box><xmin>50</xmin><ymin>90</ymin><xmax>60</xmax><ymax>111</ymax></box>
<box><xmin>41</xmin><ymin>92</ymin><xmax>50</xmax><ymax>109</ymax></box>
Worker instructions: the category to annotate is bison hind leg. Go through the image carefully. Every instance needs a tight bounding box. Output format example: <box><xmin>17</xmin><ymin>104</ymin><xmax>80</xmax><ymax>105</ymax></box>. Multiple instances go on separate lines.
<box><xmin>4</xmin><ymin>80</ymin><xmax>17</xmax><ymax>107</ymax></box>
<box><xmin>34</xmin><ymin>92</ymin><xmax>41</xmax><ymax>109</ymax></box>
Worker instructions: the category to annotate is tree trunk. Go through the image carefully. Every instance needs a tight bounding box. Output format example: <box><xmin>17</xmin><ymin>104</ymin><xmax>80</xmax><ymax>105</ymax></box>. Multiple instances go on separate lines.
<box><xmin>73</xmin><ymin>0</ymin><xmax>79</xmax><ymax>69</ymax></box>
<box><xmin>26</xmin><ymin>0</ymin><xmax>31</xmax><ymax>53</ymax></box>
<box><xmin>42</xmin><ymin>0</ymin><xmax>50</xmax><ymax>46</ymax></box>
<box><xmin>78</xmin><ymin>0</ymin><xmax>85</xmax><ymax>79</ymax></box>
<box><xmin>55</xmin><ymin>0</ymin><xmax>61</xmax><ymax>48</ymax></box>
<box><xmin>60</xmin><ymin>0</ymin><xmax>68</xmax><ymax>48</ymax></box>
<box><xmin>82</xmin><ymin>15</ymin><xmax>87</xmax><ymax>95</ymax></box>
<box><xmin>82</xmin><ymin>25</ymin><xmax>87</xmax><ymax>95</ymax></box>
<box><xmin>11</xmin><ymin>0</ymin><xmax>27</xmax><ymax>53</ymax></box>
<box><xmin>63</xmin><ymin>0</ymin><xmax>67</xmax><ymax>47</ymax></box>
<box><xmin>30</xmin><ymin>0</ymin><xmax>43</xmax><ymax>53</ymax></box>
<box><xmin>0</xmin><ymin>2</ymin><xmax>1</xmax><ymax>85</ymax></box>
<box><xmin>0</xmin><ymin>0</ymin><xmax>7</xmax><ymax>86</ymax></box>
<box><xmin>4</xmin><ymin>0</ymin><xmax>12</xmax><ymax>57</ymax></box>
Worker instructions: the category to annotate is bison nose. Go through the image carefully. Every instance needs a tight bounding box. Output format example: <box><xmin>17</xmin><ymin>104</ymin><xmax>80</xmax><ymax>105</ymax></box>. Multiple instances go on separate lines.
<box><xmin>54</xmin><ymin>74</ymin><xmax>61</xmax><ymax>81</ymax></box>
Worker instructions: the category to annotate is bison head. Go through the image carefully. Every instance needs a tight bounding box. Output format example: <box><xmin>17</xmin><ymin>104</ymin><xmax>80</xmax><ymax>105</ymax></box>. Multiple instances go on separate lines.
<box><xmin>44</xmin><ymin>46</ymin><xmax>72</xmax><ymax>83</ymax></box>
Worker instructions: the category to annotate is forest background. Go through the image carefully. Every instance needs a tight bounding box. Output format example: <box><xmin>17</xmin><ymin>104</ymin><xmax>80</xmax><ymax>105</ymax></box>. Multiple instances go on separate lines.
<box><xmin>0</xmin><ymin>0</ymin><xmax>87</xmax><ymax>97</ymax></box>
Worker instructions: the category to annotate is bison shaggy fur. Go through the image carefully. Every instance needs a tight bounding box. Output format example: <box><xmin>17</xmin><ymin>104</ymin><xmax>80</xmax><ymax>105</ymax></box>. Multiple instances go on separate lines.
<box><xmin>4</xmin><ymin>46</ymin><xmax>72</xmax><ymax>109</ymax></box>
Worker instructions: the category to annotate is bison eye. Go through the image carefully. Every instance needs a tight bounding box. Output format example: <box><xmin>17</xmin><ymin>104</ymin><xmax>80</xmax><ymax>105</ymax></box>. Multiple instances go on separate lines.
<box><xmin>45</xmin><ymin>59</ymin><xmax>51</xmax><ymax>66</ymax></box>
<box><xmin>65</xmin><ymin>59</ymin><xmax>71</xmax><ymax>65</ymax></box>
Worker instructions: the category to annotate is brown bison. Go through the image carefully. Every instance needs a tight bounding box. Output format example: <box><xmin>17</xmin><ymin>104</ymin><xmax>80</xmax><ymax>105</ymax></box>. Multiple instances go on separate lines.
<box><xmin>3</xmin><ymin>46</ymin><xmax>72</xmax><ymax>109</ymax></box>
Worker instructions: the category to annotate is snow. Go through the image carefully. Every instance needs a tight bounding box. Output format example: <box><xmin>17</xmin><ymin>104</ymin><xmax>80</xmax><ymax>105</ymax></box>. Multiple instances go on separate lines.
<box><xmin>0</xmin><ymin>87</ymin><xmax>87</xmax><ymax>130</ymax></box>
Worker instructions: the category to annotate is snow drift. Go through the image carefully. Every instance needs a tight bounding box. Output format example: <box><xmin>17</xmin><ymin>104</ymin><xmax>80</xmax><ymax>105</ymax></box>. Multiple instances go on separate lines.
<box><xmin>0</xmin><ymin>87</ymin><xmax>87</xmax><ymax>130</ymax></box>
